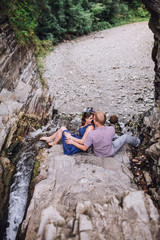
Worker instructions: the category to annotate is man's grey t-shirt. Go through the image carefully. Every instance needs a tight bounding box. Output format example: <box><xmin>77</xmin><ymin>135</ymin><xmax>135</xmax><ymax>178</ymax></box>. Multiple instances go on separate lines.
<box><xmin>84</xmin><ymin>126</ymin><xmax>115</xmax><ymax>157</ymax></box>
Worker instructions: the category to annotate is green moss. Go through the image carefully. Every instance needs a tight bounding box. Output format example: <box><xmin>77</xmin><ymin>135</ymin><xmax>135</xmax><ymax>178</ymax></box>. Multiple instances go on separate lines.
<box><xmin>35</xmin><ymin>39</ymin><xmax>54</xmax><ymax>88</ymax></box>
<box><xmin>32</xmin><ymin>159</ymin><xmax>40</xmax><ymax>179</ymax></box>
<box><xmin>16</xmin><ymin>114</ymin><xmax>42</xmax><ymax>135</ymax></box>
<box><xmin>0</xmin><ymin>160</ymin><xmax>15</xmax><ymax>231</ymax></box>
<box><xmin>0</xmin><ymin>114</ymin><xmax>42</xmax><ymax>161</ymax></box>
<box><xmin>1</xmin><ymin>0</ymin><xmax>39</xmax><ymax>46</ymax></box>
<box><xmin>28</xmin><ymin>151</ymin><xmax>44</xmax><ymax>202</ymax></box>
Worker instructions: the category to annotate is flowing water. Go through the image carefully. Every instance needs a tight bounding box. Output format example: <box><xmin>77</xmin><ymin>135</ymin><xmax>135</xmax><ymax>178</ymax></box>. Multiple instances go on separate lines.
<box><xmin>5</xmin><ymin>143</ymin><xmax>37</xmax><ymax>240</ymax></box>
<box><xmin>4</xmin><ymin>121</ymin><xmax>59</xmax><ymax>240</ymax></box>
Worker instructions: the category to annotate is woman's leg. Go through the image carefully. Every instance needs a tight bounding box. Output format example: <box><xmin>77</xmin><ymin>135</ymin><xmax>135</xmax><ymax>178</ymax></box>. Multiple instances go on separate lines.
<box><xmin>40</xmin><ymin>132</ymin><xmax>59</xmax><ymax>142</ymax></box>
<box><xmin>40</xmin><ymin>127</ymin><xmax>67</xmax><ymax>142</ymax></box>
<box><xmin>112</xmin><ymin>134</ymin><xmax>140</xmax><ymax>155</ymax></box>
<box><xmin>48</xmin><ymin>127</ymin><xmax>67</xmax><ymax>146</ymax></box>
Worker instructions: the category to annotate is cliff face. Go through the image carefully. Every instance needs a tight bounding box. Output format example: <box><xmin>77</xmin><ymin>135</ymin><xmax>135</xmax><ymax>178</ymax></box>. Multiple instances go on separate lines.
<box><xmin>0</xmin><ymin>14</ymin><xmax>54</xmax><ymax>152</ymax></box>
<box><xmin>140</xmin><ymin>0</ymin><xmax>160</xmax><ymax>208</ymax></box>
<box><xmin>0</xmin><ymin>16</ymin><xmax>41</xmax><ymax>92</ymax></box>
<box><xmin>143</xmin><ymin>0</ymin><xmax>160</xmax><ymax>106</ymax></box>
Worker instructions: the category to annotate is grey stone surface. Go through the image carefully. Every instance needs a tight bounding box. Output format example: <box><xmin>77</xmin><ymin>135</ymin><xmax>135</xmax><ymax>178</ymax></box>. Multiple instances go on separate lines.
<box><xmin>0</xmin><ymin>89</ymin><xmax>15</xmax><ymax>102</ymax></box>
<box><xmin>21</xmin><ymin>145</ymin><xmax>160</xmax><ymax>240</ymax></box>
<box><xmin>14</xmin><ymin>81</ymin><xmax>32</xmax><ymax>103</ymax></box>
<box><xmin>0</xmin><ymin>105</ymin><xmax>21</xmax><ymax>150</ymax></box>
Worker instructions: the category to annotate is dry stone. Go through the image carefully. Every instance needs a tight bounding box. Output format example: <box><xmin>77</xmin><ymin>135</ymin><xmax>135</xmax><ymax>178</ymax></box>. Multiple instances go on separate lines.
<box><xmin>21</xmin><ymin>145</ymin><xmax>160</xmax><ymax>240</ymax></box>
<box><xmin>14</xmin><ymin>80</ymin><xmax>32</xmax><ymax>103</ymax></box>
<box><xmin>43</xmin><ymin>21</ymin><xmax>154</xmax><ymax>121</ymax></box>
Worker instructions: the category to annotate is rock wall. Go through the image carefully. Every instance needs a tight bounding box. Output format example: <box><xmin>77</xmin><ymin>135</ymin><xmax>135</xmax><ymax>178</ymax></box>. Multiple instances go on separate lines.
<box><xmin>0</xmin><ymin>16</ymin><xmax>41</xmax><ymax>92</ymax></box>
<box><xmin>142</xmin><ymin>107</ymin><xmax>160</xmax><ymax>206</ymax></box>
<box><xmin>143</xmin><ymin>0</ymin><xmax>160</xmax><ymax>106</ymax></box>
<box><xmin>0</xmin><ymin>14</ymin><xmax>54</xmax><ymax>152</ymax></box>
<box><xmin>142</xmin><ymin>0</ymin><xmax>160</xmax><ymax>207</ymax></box>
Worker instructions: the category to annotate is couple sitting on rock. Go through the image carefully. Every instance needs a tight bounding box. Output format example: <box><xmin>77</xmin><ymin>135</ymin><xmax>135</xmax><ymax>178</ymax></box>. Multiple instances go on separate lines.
<box><xmin>40</xmin><ymin>107</ymin><xmax>143</xmax><ymax>157</ymax></box>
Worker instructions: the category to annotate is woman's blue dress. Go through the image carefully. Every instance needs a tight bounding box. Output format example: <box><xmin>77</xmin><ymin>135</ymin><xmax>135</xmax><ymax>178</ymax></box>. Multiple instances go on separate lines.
<box><xmin>62</xmin><ymin>124</ymin><xmax>91</xmax><ymax>155</ymax></box>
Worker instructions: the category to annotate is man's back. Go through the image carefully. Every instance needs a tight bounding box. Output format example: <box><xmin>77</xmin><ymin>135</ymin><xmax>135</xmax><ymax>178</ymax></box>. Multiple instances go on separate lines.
<box><xmin>84</xmin><ymin>126</ymin><xmax>115</xmax><ymax>157</ymax></box>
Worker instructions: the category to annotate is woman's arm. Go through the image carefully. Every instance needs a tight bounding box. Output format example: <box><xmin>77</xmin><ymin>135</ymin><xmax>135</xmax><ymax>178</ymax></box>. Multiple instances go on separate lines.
<box><xmin>70</xmin><ymin>125</ymin><xmax>94</xmax><ymax>144</ymax></box>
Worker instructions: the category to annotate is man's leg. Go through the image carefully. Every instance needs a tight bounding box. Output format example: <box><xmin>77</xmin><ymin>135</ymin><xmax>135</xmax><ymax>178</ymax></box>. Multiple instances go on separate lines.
<box><xmin>113</xmin><ymin>133</ymin><xmax>119</xmax><ymax>140</ymax></box>
<box><xmin>112</xmin><ymin>134</ymin><xmax>140</xmax><ymax>155</ymax></box>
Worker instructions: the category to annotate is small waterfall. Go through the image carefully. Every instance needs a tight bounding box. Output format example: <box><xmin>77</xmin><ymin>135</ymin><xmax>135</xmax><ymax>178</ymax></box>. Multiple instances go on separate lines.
<box><xmin>4</xmin><ymin>121</ymin><xmax>59</xmax><ymax>240</ymax></box>
<box><xmin>5</xmin><ymin>143</ymin><xmax>37</xmax><ymax>240</ymax></box>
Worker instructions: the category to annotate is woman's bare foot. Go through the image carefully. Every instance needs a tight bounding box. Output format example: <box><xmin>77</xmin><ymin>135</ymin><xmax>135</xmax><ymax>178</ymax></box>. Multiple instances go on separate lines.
<box><xmin>48</xmin><ymin>140</ymin><xmax>56</xmax><ymax>146</ymax></box>
<box><xmin>40</xmin><ymin>136</ymin><xmax>53</xmax><ymax>142</ymax></box>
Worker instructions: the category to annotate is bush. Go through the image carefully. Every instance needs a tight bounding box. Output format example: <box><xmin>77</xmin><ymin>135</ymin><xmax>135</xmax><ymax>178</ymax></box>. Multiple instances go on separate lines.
<box><xmin>1</xmin><ymin>0</ymin><xmax>150</xmax><ymax>46</ymax></box>
<box><xmin>2</xmin><ymin>0</ymin><xmax>39</xmax><ymax>45</ymax></box>
<box><xmin>66</xmin><ymin>3</ymin><xmax>92</xmax><ymax>35</ymax></box>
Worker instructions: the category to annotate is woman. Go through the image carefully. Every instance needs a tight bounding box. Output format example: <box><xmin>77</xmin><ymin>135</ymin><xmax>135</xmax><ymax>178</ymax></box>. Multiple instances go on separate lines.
<box><xmin>40</xmin><ymin>108</ymin><xmax>94</xmax><ymax>155</ymax></box>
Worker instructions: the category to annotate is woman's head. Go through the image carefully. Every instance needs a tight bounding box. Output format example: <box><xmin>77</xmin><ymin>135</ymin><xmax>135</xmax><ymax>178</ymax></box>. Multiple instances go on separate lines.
<box><xmin>81</xmin><ymin>108</ymin><xmax>94</xmax><ymax>126</ymax></box>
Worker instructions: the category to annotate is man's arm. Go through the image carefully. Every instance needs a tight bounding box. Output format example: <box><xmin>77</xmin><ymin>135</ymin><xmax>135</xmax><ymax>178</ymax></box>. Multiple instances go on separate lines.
<box><xmin>65</xmin><ymin>139</ymin><xmax>89</xmax><ymax>151</ymax></box>
<box><xmin>69</xmin><ymin>125</ymin><xmax>94</xmax><ymax>144</ymax></box>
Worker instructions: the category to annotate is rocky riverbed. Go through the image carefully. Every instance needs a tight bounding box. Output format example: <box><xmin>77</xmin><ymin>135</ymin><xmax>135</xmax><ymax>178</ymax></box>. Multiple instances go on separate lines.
<box><xmin>43</xmin><ymin>21</ymin><xmax>155</xmax><ymax>122</ymax></box>
<box><xmin>18</xmin><ymin>21</ymin><xmax>160</xmax><ymax>240</ymax></box>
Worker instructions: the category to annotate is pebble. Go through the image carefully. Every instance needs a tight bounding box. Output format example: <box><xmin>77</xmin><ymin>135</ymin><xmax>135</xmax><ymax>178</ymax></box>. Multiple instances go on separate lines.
<box><xmin>43</xmin><ymin>22</ymin><xmax>155</xmax><ymax>122</ymax></box>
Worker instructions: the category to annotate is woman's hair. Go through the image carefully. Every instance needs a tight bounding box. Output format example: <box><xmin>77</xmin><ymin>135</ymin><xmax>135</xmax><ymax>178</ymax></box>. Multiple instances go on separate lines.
<box><xmin>94</xmin><ymin>111</ymin><xmax>106</xmax><ymax>125</ymax></box>
<box><xmin>81</xmin><ymin>112</ymin><xmax>93</xmax><ymax>126</ymax></box>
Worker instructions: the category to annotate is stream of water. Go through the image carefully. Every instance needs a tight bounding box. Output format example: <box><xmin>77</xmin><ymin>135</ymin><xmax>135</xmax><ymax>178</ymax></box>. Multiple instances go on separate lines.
<box><xmin>4</xmin><ymin>122</ymin><xmax>58</xmax><ymax>240</ymax></box>
<box><xmin>5</xmin><ymin>142</ymin><xmax>37</xmax><ymax>240</ymax></box>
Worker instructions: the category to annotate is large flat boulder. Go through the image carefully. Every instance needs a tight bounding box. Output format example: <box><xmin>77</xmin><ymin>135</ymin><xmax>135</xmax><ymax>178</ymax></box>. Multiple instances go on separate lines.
<box><xmin>21</xmin><ymin>145</ymin><xmax>159</xmax><ymax>240</ymax></box>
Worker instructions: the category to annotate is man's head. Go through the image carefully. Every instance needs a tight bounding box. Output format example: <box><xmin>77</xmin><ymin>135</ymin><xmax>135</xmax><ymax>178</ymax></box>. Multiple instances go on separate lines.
<box><xmin>94</xmin><ymin>111</ymin><xmax>106</xmax><ymax>126</ymax></box>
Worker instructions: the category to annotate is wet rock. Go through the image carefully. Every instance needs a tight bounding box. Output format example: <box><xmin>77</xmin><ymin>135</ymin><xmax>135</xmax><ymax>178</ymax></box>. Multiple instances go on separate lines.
<box><xmin>143</xmin><ymin>171</ymin><xmax>152</xmax><ymax>186</ymax></box>
<box><xmin>146</xmin><ymin>141</ymin><xmax>160</xmax><ymax>163</ymax></box>
<box><xmin>1</xmin><ymin>157</ymin><xmax>10</xmax><ymax>168</ymax></box>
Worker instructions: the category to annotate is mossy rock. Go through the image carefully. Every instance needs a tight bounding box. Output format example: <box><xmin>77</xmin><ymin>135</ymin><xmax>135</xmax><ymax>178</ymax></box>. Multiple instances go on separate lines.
<box><xmin>0</xmin><ymin>160</ymin><xmax>15</xmax><ymax>234</ymax></box>
<box><xmin>15</xmin><ymin>114</ymin><xmax>42</xmax><ymax>137</ymax></box>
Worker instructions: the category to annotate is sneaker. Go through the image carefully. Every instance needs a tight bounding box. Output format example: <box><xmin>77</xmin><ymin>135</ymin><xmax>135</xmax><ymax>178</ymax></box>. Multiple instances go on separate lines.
<box><xmin>138</xmin><ymin>133</ymin><xmax>145</xmax><ymax>144</ymax></box>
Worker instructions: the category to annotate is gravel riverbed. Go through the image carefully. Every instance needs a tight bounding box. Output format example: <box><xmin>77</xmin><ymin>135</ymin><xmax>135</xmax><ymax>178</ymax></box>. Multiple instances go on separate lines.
<box><xmin>43</xmin><ymin>21</ymin><xmax>155</xmax><ymax>122</ymax></box>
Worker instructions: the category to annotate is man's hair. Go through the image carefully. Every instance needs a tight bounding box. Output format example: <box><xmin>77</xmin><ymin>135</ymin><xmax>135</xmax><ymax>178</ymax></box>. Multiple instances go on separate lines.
<box><xmin>94</xmin><ymin>111</ymin><xmax>106</xmax><ymax>125</ymax></box>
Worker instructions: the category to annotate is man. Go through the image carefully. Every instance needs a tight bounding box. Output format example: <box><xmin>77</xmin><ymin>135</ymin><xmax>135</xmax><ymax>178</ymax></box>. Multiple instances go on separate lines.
<box><xmin>66</xmin><ymin>111</ymin><xmax>142</xmax><ymax>157</ymax></box>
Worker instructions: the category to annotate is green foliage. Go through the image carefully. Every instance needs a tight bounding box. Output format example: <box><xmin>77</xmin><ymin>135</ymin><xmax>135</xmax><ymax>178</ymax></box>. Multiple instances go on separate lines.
<box><xmin>1</xmin><ymin>0</ymin><xmax>150</xmax><ymax>46</ymax></box>
<box><xmin>35</xmin><ymin>0</ymin><xmax>66</xmax><ymax>44</ymax></box>
<box><xmin>35</xmin><ymin>39</ymin><xmax>54</xmax><ymax>88</ymax></box>
<box><xmin>66</xmin><ymin>3</ymin><xmax>92</xmax><ymax>35</ymax></box>
<box><xmin>1</xmin><ymin>0</ymin><xmax>39</xmax><ymax>45</ymax></box>
<box><xmin>136</xmin><ymin>5</ymin><xmax>149</xmax><ymax>18</ymax></box>
<box><xmin>91</xmin><ymin>3</ymin><xmax>105</xmax><ymax>17</ymax></box>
